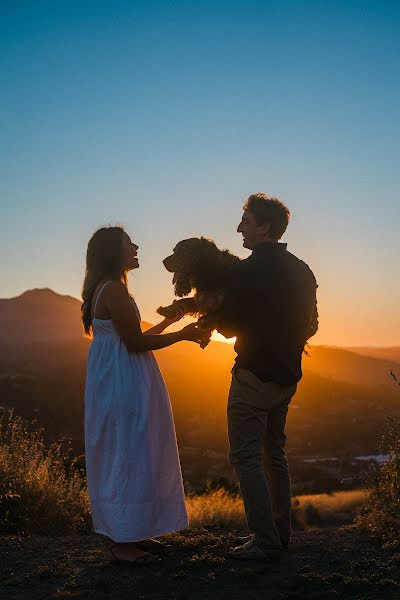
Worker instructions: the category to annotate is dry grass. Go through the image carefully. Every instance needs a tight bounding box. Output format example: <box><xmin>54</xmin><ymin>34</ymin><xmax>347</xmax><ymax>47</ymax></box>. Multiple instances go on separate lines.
<box><xmin>359</xmin><ymin>417</ymin><xmax>400</xmax><ymax>547</ymax></box>
<box><xmin>186</xmin><ymin>487</ymin><xmax>368</xmax><ymax>529</ymax></box>
<box><xmin>292</xmin><ymin>489</ymin><xmax>368</xmax><ymax>529</ymax></box>
<box><xmin>0</xmin><ymin>410</ymin><xmax>90</xmax><ymax>535</ymax></box>
<box><xmin>296</xmin><ymin>489</ymin><xmax>367</xmax><ymax>515</ymax></box>
<box><xmin>0</xmin><ymin>410</ymin><xmax>369</xmax><ymax>536</ymax></box>
<box><xmin>187</xmin><ymin>488</ymin><xmax>246</xmax><ymax>528</ymax></box>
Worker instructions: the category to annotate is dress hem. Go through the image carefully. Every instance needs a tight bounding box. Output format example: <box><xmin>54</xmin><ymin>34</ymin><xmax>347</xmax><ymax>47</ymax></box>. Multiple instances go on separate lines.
<box><xmin>92</xmin><ymin>520</ymin><xmax>189</xmax><ymax>543</ymax></box>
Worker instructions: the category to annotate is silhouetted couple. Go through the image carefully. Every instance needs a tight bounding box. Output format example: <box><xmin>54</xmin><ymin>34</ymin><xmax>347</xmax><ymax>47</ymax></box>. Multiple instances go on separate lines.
<box><xmin>82</xmin><ymin>193</ymin><xmax>318</xmax><ymax>564</ymax></box>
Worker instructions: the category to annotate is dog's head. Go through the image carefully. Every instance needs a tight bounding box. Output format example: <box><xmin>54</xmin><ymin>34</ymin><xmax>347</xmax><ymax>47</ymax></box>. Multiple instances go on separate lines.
<box><xmin>163</xmin><ymin>237</ymin><xmax>221</xmax><ymax>297</ymax></box>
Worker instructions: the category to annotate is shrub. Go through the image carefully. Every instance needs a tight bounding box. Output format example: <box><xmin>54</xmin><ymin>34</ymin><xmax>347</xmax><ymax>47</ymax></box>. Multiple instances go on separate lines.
<box><xmin>0</xmin><ymin>410</ymin><xmax>90</xmax><ymax>535</ymax></box>
<box><xmin>360</xmin><ymin>416</ymin><xmax>400</xmax><ymax>546</ymax></box>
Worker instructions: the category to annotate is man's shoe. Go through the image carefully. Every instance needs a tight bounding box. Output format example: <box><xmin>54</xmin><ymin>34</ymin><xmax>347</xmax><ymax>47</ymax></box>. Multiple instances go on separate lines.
<box><xmin>236</xmin><ymin>534</ymin><xmax>254</xmax><ymax>543</ymax></box>
<box><xmin>236</xmin><ymin>534</ymin><xmax>289</xmax><ymax>552</ymax></box>
<box><xmin>228</xmin><ymin>539</ymin><xmax>281</xmax><ymax>561</ymax></box>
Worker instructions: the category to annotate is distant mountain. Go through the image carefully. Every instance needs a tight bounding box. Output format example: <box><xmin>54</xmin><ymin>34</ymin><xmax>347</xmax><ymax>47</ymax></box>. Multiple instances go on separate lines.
<box><xmin>1</xmin><ymin>288</ymin><xmax>400</xmax><ymax>468</ymax></box>
<box><xmin>1</xmin><ymin>333</ymin><xmax>399</xmax><ymax>462</ymax></box>
<box><xmin>347</xmin><ymin>346</ymin><xmax>400</xmax><ymax>365</ymax></box>
<box><xmin>1</xmin><ymin>289</ymin><xmax>399</xmax><ymax>390</ymax></box>
<box><xmin>303</xmin><ymin>346</ymin><xmax>399</xmax><ymax>388</ymax></box>
<box><xmin>0</xmin><ymin>288</ymin><xmax>152</xmax><ymax>345</ymax></box>
<box><xmin>0</xmin><ymin>289</ymin><xmax>84</xmax><ymax>344</ymax></box>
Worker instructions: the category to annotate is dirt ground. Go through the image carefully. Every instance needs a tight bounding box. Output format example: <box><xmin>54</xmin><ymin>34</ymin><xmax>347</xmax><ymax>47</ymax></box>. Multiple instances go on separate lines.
<box><xmin>1</xmin><ymin>525</ymin><xmax>399</xmax><ymax>599</ymax></box>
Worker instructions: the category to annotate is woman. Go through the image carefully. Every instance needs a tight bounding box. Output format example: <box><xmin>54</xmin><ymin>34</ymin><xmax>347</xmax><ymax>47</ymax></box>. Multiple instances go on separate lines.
<box><xmin>82</xmin><ymin>226</ymin><xmax>209</xmax><ymax>564</ymax></box>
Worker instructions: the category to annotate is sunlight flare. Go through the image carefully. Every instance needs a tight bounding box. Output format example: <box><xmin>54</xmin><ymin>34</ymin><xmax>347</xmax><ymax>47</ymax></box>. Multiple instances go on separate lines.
<box><xmin>211</xmin><ymin>331</ymin><xmax>236</xmax><ymax>344</ymax></box>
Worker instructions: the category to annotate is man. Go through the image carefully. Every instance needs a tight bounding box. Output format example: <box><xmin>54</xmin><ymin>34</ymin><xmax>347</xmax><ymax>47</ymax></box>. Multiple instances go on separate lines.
<box><xmin>214</xmin><ymin>193</ymin><xmax>318</xmax><ymax>560</ymax></box>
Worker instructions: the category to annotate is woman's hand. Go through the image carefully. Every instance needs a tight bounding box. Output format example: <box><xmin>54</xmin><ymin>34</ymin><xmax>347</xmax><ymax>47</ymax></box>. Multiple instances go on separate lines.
<box><xmin>144</xmin><ymin>303</ymin><xmax>188</xmax><ymax>335</ymax></box>
<box><xmin>179</xmin><ymin>323</ymin><xmax>212</xmax><ymax>347</ymax></box>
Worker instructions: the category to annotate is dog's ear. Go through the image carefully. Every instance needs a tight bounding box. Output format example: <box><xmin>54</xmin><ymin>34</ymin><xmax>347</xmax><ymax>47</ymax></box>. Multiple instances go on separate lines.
<box><xmin>175</xmin><ymin>276</ymin><xmax>192</xmax><ymax>297</ymax></box>
<box><xmin>190</xmin><ymin>238</ymin><xmax>221</xmax><ymax>290</ymax></box>
<box><xmin>190</xmin><ymin>239</ymin><xmax>217</xmax><ymax>267</ymax></box>
<box><xmin>198</xmin><ymin>237</ymin><xmax>219</xmax><ymax>260</ymax></box>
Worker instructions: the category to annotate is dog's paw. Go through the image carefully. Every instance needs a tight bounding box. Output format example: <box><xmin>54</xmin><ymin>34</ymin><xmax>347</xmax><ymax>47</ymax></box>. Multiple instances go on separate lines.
<box><xmin>157</xmin><ymin>305</ymin><xmax>171</xmax><ymax>317</ymax></box>
<box><xmin>157</xmin><ymin>304</ymin><xmax>183</xmax><ymax>320</ymax></box>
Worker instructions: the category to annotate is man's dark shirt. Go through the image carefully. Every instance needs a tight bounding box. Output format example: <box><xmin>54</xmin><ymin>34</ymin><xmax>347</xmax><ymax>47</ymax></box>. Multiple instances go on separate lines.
<box><xmin>214</xmin><ymin>242</ymin><xmax>318</xmax><ymax>386</ymax></box>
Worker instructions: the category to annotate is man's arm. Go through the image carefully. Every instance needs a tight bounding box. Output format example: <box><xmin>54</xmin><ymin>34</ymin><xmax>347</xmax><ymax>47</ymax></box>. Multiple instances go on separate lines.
<box><xmin>202</xmin><ymin>263</ymin><xmax>249</xmax><ymax>338</ymax></box>
<box><xmin>305</xmin><ymin>299</ymin><xmax>319</xmax><ymax>342</ymax></box>
<box><xmin>210</xmin><ymin>303</ymin><xmax>241</xmax><ymax>339</ymax></box>
<box><xmin>307</xmin><ymin>300</ymin><xmax>319</xmax><ymax>340</ymax></box>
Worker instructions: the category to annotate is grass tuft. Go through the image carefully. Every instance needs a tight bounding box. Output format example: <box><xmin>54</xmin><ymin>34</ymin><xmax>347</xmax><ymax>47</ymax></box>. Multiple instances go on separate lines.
<box><xmin>359</xmin><ymin>416</ymin><xmax>400</xmax><ymax>546</ymax></box>
<box><xmin>0</xmin><ymin>410</ymin><xmax>90</xmax><ymax>535</ymax></box>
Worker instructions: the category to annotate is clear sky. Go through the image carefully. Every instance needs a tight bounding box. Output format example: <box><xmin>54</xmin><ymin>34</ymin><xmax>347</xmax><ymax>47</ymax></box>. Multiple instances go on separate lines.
<box><xmin>1</xmin><ymin>0</ymin><xmax>399</xmax><ymax>346</ymax></box>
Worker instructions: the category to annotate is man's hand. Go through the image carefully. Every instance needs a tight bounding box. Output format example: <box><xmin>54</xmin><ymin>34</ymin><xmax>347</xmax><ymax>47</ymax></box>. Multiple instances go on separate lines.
<box><xmin>179</xmin><ymin>323</ymin><xmax>212</xmax><ymax>348</ymax></box>
<box><xmin>196</xmin><ymin>318</ymin><xmax>213</xmax><ymax>349</ymax></box>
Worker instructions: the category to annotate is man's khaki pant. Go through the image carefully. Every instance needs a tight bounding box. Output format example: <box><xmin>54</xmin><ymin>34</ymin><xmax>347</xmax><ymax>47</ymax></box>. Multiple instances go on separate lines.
<box><xmin>228</xmin><ymin>368</ymin><xmax>297</xmax><ymax>551</ymax></box>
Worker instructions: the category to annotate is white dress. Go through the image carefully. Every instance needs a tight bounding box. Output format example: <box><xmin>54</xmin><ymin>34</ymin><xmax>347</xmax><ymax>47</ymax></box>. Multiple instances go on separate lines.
<box><xmin>84</xmin><ymin>282</ymin><xmax>188</xmax><ymax>542</ymax></box>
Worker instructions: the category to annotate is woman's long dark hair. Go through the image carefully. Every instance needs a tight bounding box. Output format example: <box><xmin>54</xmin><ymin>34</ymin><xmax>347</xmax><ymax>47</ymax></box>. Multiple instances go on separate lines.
<box><xmin>81</xmin><ymin>226</ymin><xmax>127</xmax><ymax>335</ymax></box>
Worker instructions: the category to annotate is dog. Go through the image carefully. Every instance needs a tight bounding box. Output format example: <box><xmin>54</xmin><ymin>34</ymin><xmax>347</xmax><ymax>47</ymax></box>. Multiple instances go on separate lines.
<box><xmin>158</xmin><ymin>237</ymin><xmax>316</xmax><ymax>354</ymax></box>
<box><xmin>157</xmin><ymin>238</ymin><xmax>240</xmax><ymax>331</ymax></box>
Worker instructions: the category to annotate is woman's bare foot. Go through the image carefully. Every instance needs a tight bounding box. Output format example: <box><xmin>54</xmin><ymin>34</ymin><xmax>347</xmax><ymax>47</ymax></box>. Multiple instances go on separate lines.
<box><xmin>135</xmin><ymin>538</ymin><xmax>165</xmax><ymax>552</ymax></box>
<box><xmin>109</xmin><ymin>543</ymin><xmax>160</xmax><ymax>564</ymax></box>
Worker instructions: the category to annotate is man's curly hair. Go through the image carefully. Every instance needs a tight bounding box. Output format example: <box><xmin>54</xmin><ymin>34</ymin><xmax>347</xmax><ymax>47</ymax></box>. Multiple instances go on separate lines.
<box><xmin>244</xmin><ymin>193</ymin><xmax>290</xmax><ymax>240</ymax></box>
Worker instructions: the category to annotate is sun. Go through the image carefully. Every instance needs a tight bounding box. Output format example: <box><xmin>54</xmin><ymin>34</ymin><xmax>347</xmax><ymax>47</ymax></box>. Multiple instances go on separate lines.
<box><xmin>211</xmin><ymin>331</ymin><xmax>236</xmax><ymax>344</ymax></box>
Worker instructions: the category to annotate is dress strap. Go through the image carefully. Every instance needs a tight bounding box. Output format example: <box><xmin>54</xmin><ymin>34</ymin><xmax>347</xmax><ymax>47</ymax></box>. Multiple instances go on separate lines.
<box><xmin>93</xmin><ymin>281</ymin><xmax>112</xmax><ymax>317</ymax></box>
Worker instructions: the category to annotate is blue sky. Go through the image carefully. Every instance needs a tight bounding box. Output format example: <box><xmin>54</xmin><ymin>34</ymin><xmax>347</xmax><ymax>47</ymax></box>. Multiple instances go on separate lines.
<box><xmin>1</xmin><ymin>1</ymin><xmax>399</xmax><ymax>345</ymax></box>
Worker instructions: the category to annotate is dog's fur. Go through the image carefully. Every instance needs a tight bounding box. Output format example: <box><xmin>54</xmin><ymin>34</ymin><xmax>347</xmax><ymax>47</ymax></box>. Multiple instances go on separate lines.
<box><xmin>157</xmin><ymin>237</ymin><xmax>240</xmax><ymax>323</ymax></box>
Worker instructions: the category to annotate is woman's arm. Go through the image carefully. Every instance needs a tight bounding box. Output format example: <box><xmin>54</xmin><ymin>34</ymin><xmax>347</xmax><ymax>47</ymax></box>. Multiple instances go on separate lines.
<box><xmin>143</xmin><ymin>302</ymin><xmax>187</xmax><ymax>335</ymax></box>
<box><xmin>144</xmin><ymin>318</ymin><xmax>174</xmax><ymax>335</ymax></box>
<box><xmin>107</xmin><ymin>282</ymin><xmax>208</xmax><ymax>352</ymax></box>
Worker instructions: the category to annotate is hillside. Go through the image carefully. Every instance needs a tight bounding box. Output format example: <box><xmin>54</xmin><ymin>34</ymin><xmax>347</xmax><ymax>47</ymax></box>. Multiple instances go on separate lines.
<box><xmin>1</xmin><ymin>288</ymin><xmax>399</xmax><ymax>490</ymax></box>
<box><xmin>0</xmin><ymin>289</ymin><xmax>83</xmax><ymax>344</ymax></box>
<box><xmin>348</xmin><ymin>346</ymin><xmax>400</xmax><ymax>364</ymax></box>
<box><xmin>2</xmin><ymin>526</ymin><xmax>399</xmax><ymax>599</ymax></box>
<box><xmin>1</xmin><ymin>288</ymin><xmax>399</xmax><ymax>386</ymax></box>
<box><xmin>304</xmin><ymin>346</ymin><xmax>400</xmax><ymax>387</ymax></box>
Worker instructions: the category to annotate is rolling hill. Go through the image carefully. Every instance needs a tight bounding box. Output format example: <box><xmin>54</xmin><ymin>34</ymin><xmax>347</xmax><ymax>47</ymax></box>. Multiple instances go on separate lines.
<box><xmin>347</xmin><ymin>346</ymin><xmax>400</xmax><ymax>364</ymax></box>
<box><xmin>1</xmin><ymin>288</ymin><xmax>399</xmax><ymax>469</ymax></box>
<box><xmin>0</xmin><ymin>289</ymin><xmax>84</xmax><ymax>344</ymax></box>
<box><xmin>1</xmin><ymin>288</ymin><xmax>399</xmax><ymax>389</ymax></box>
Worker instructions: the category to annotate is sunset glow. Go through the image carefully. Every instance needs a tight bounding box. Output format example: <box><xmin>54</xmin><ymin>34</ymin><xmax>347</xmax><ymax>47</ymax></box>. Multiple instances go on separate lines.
<box><xmin>2</xmin><ymin>6</ymin><xmax>400</xmax><ymax>598</ymax></box>
<box><xmin>0</xmin><ymin>3</ymin><xmax>399</xmax><ymax>347</ymax></box>
<box><xmin>211</xmin><ymin>332</ymin><xmax>236</xmax><ymax>345</ymax></box>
